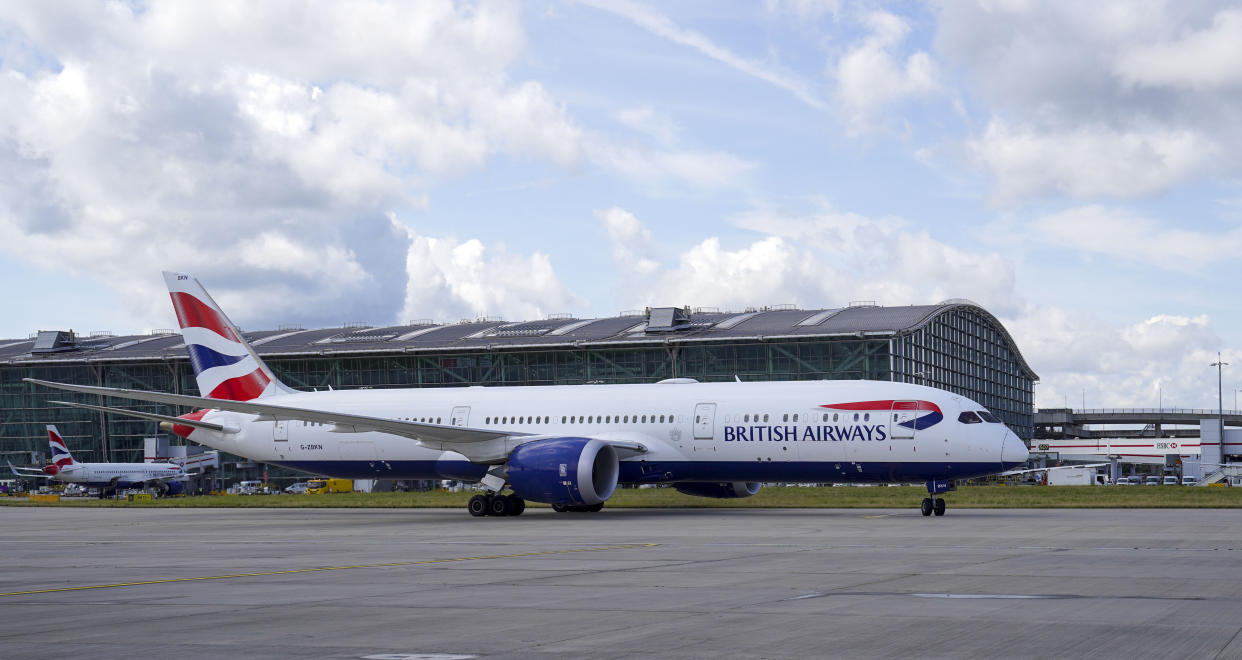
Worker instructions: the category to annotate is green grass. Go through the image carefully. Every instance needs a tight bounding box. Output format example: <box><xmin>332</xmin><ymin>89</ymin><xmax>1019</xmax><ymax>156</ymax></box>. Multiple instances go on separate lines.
<box><xmin>3</xmin><ymin>485</ymin><xmax>1242</xmax><ymax>508</ymax></box>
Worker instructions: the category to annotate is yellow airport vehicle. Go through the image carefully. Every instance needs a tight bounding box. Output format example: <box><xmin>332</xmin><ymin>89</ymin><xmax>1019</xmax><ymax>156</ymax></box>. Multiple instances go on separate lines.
<box><xmin>306</xmin><ymin>478</ymin><xmax>352</xmax><ymax>494</ymax></box>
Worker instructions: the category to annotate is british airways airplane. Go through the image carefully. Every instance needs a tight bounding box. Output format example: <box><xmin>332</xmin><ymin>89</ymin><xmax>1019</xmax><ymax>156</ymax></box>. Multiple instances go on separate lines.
<box><xmin>26</xmin><ymin>272</ymin><xmax>1028</xmax><ymax>517</ymax></box>
<box><xmin>8</xmin><ymin>426</ymin><xmax>187</xmax><ymax>497</ymax></box>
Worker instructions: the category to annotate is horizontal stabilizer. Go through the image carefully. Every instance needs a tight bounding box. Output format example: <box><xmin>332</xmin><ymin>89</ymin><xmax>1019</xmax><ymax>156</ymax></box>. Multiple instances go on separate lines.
<box><xmin>48</xmin><ymin>400</ymin><xmax>233</xmax><ymax>433</ymax></box>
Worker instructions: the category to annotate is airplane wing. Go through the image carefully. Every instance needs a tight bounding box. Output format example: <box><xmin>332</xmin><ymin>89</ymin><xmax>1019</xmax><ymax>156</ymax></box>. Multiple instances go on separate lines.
<box><xmin>50</xmin><ymin>400</ymin><xmax>231</xmax><ymax>433</ymax></box>
<box><xmin>7</xmin><ymin>461</ymin><xmax>46</xmax><ymax>477</ymax></box>
<box><xmin>1000</xmin><ymin>462</ymin><xmax>1109</xmax><ymax>477</ymax></box>
<box><xmin>25</xmin><ymin>378</ymin><xmax>523</xmax><ymax>446</ymax></box>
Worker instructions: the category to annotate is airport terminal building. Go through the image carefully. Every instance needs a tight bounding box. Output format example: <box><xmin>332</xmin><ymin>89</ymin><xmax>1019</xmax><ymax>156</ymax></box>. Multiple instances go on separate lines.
<box><xmin>0</xmin><ymin>300</ymin><xmax>1037</xmax><ymax>475</ymax></box>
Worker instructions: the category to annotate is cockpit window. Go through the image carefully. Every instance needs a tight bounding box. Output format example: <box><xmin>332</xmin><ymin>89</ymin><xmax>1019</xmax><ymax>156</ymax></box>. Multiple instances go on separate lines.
<box><xmin>957</xmin><ymin>411</ymin><xmax>982</xmax><ymax>424</ymax></box>
<box><xmin>977</xmin><ymin>411</ymin><xmax>1000</xmax><ymax>423</ymax></box>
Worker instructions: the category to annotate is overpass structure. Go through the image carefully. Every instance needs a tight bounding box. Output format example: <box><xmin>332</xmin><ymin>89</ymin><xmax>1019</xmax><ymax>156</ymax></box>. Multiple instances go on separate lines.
<box><xmin>1036</xmin><ymin>408</ymin><xmax>1242</xmax><ymax>440</ymax></box>
<box><xmin>1033</xmin><ymin>408</ymin><xmax>1242</xmax><ymax>477</ymax></box>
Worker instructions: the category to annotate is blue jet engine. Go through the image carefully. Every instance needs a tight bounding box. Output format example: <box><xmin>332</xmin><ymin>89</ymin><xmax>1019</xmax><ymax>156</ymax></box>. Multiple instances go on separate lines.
<box><xmin>507</xmin><ymin>437</ymin><xmax>619</xmax><ymax>506</ymax></box>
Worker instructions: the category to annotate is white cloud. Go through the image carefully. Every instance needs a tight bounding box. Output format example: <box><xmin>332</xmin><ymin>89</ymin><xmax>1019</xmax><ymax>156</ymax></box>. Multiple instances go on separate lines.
<box><xmin>1031</xmin><ymin>205</ymin><xmax>1242</xmax><ymax>271</ymax></box>
<box><xmin>1116</xmin><ymin>9</ymin><xmax>1242</xmax><ymax>91</ymax></box>
<box><xmin>969</xmin><ymin>120</ymin><xmax>1218</xmax><ymax>202</ymax></box>
<box><xmin>402</xmin><ymin>229</ymin><xmax>583</xmax><ymax>324</ymax></box>
<box><xmin>832</xmin><ymin>10</ymin><xmax>939</xmax><ymax>131</ymax></box>
<box><xmin>1006</xmin><ymin>307</ymin><xmax>1234</xmax><ymax>409</ymax></box>
<box><xmin>0</xmin><ymin>1</ymin><xmax>754</xmax><ymax>333</ymax></box>
<box><xmin>935</xmin><ymin>1</ymin><xmax>1242</xmax><ymax>203</ymax></box>
<box><xmin>596</xmin><ymin>207</ymin><xmax>660</xmax><ymax>276</ymax></box>
<box><xmin>601</xmin><ymin>202</ymin><xmax>1019</xmax><ymax>315</ymax></box>
<box><xmin>578</xmin><ymin>0</ymin><xmax>827</xmax><ymax>109</ymax></box>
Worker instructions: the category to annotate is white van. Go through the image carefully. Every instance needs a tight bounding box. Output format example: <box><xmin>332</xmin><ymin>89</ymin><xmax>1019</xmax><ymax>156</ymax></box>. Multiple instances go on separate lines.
<box><xmin>1162</xmin><ymin>475</ymin><xmax>1179</xmax><ymax>486</ymax></box>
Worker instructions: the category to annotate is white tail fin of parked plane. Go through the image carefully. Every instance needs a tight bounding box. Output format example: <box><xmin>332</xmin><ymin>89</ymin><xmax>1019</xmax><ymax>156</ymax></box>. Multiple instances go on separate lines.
<box><xmin>161</xmin><ymin>272</ymin><xmax>292</xmax><ymax>401</ymax></box>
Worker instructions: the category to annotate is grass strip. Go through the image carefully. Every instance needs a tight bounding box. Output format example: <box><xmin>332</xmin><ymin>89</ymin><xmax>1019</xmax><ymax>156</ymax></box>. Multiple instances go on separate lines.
<box><xmin>3</xmin><ymin>485</ymin><xmax>1242</xmax><ymax>508</ymax></box>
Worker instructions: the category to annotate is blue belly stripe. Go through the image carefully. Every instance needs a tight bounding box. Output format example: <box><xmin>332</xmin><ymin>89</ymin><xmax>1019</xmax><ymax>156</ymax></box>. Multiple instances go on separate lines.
<box><xmin>266</xmin><ymin>459</ymin><xmax>1023</xmax><ymax>483</ymax></box>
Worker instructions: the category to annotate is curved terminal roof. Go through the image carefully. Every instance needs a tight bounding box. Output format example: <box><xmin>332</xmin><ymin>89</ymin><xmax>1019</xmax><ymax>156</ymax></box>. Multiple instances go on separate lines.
<box><xmin>0</xmin><ymin>302</ymin><xmax>1037</xmax><ymax>379</ymax></box>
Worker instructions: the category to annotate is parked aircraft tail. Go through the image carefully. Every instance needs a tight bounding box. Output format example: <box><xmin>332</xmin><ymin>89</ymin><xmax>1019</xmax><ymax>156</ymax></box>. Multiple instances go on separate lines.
<box><xmin>161</xmin><ymin>272</ymin><xmax>292</xmax><ymax>401</ymax></box>
<box><xmin>45</xmin><ymin>425</ymin><xmax>76</xmax><ymax>475</ymax></box>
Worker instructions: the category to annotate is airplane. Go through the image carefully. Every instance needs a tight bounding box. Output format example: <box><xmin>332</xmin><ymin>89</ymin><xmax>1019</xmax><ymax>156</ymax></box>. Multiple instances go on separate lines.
<box><xmin>8</xmin><ymin>425</ymin><xmax>188</xmax><ymax>497</ymax></box>
<box><xmin>24</xmin><ymin>271</ymin><xmax>1029</xmax><ymax>517</ymax></box>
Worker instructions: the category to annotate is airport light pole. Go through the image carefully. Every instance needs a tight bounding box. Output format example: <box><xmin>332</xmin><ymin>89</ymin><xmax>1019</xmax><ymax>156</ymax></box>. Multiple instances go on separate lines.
<box><xmin>1211</xmin><ymin>353</ymin><xmax>1228</xmax><ymax>463</ymax></box>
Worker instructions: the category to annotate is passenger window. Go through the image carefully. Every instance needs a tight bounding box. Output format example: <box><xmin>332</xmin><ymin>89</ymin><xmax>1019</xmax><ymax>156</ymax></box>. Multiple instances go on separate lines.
<box><xmin>744</xmin><ymin>414</ymin><xmax>750</xmax><ymax>423</ymax></box>
<box><xmin>793</xmin><ymin>414</ymin><xmax>799</xmax><ymax>423</ymax></box>
<box><xmin>853</xmin><ymin>413</ymin><xmax>859</xmax><ymax>422</ymax></box>
<box><xmin>823</xmin><ymin>413</ymin><xmax>828</xmax><ymax>422</ymax></box>
<box><xmin>833</xmin><ymin>413</ymin><xmax>839</xmax><ymax>422</ymax></box>
<box><xmin>782</xmin><ymin>413</ymin><xmax>788</xmax><ymax>422</ymax></box>
<box><xmin>660</xmin><ymin>415</ymin><xmax>666</xmax><ymax>423</ymax></box>
<box><xmin>958</xmin><ymin>411</ymin><xmax>982</xmax><ymax>424</ymax></box>
<box><xmin>864</xmin><ymin>413</ymin><xmax>870</xmax><ymax>422</ymax></box>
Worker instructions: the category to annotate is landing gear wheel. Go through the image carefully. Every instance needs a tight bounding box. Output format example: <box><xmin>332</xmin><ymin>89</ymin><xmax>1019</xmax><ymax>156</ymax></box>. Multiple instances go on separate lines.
<box><xmin>468</xmin><ymin>494</ymin><xmax>490</xmax><ymax>517</ymax></box>
<box><xmin>551</xmin><ymin>503</ymin><xmax>569</xmax><ymax>513</ymax></box>
<box><xmin>507</xmin><ymin>495</ymin><xmax>526</xmax><ymax>516</ymax></box>
<box><xmin>933</xmin><ymin>498</ymin><xmax>946</xmax><ymax>516</ymax></box>
<box><xmin>586</xmin><ymin>502</ymin><xmax>604</xmax><ymax>512</ymax></box>
<box><xmin>920</xmin><ymin>497</ymin><xmax>933</xmax><ymax>517</ymax></box>
<box><xmin>489</xmin><ymin>494</ymin><xmax>512</xmax><ymax>517</ymax></box>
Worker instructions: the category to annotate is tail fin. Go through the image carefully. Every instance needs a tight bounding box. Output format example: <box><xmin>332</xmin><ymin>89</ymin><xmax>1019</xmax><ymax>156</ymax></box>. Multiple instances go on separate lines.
<box><xmin>47</xmin><ymin>425</ymin><xmax>76</xmax><ymax>469</ymax></box>
<box><xmin>162</xmin><ymin>272</ymin><xmax>291</xmax><ymax>400</ymax></box>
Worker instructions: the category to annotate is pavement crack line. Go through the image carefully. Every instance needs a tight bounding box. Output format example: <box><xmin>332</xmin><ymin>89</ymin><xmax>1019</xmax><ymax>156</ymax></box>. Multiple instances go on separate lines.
<box><xmin>0</xmin><ymin>543</ymin><xmax>658</xmax><ymax>598</ymax></box>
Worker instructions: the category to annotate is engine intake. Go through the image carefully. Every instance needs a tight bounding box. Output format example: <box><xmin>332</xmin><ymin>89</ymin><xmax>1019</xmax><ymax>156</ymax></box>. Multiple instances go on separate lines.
<box><xmin>507</xmin><ymin>437</ymin><xmax>619</xmax><ymax>506</ymax></box>
<box><xmin>674</xmin><ymin>481</ymin><xmax>762</xmax><ymax>499</ymax></box>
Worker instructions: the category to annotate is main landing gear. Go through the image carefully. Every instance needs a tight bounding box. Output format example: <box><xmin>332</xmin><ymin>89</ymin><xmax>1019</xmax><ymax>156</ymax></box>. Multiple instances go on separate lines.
<box><xmin>921</xmin><ymin>479</ymin><xmax>953</xmax><ymax>517</ymax></box>
<box><xmin>468</xmin><ymin>493</ymin><xmax>526</xmax><ymax>517</ymax></box>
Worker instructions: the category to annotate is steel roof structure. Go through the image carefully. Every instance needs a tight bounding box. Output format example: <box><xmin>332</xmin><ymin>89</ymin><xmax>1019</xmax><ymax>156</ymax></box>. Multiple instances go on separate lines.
<box><xmin>0</xmin><ymin>301</ymin><xmax>1037</xmax><ymax>380</ymax></box>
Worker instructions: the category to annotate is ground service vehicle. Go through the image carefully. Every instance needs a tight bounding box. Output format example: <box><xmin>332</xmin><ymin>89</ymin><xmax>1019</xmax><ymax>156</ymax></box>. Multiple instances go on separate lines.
<box><xmin>307</xmin><ymin>478</ymin><xmax>352</xmax><ymax>494</ymax></box>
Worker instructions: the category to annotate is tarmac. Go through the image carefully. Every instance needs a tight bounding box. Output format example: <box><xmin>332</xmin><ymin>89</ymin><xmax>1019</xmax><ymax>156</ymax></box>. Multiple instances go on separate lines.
<box><xmin>3</xmin><ymin>505</ymin><xmax>1242</xmax><ymax>659</ymax></box>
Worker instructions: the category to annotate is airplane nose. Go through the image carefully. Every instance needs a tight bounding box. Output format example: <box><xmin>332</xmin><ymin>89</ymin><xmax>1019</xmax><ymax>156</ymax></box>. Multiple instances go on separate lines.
<box><xmin>1001</xmin><ymin>432</ymin><xmax>1029</xmax><ymax>466</ymax></box>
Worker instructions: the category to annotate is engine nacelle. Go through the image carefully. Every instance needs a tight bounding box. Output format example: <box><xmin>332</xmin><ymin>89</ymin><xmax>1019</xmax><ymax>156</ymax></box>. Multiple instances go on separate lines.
<box><xmin>506</xmin><ymin>437</ymin><xmax>619</xmax><ymax>506</ymax></box>
<box><xmin>674</xmin><ymin>481</ymin><xmax>763</xmax><ymax>499</ymax></box>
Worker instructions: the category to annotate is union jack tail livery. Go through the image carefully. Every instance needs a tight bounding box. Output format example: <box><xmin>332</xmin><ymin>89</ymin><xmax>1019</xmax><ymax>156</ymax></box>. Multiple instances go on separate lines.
<box><xmin>45</xmin><ymin>425</ymin><xmax>76</xmax><ymax>475</ymax></box>
<box><xmin>162</xmin><ymin>272</ymin><xmax>290</xmax><ymax>401</ymax></box>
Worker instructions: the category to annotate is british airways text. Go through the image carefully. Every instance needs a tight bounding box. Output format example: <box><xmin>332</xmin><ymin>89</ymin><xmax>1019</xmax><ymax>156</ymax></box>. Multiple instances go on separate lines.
<box><xmin>723</xmin><ymin>424</ymin><xmax>889</xmax><ymax>442</ymax></box>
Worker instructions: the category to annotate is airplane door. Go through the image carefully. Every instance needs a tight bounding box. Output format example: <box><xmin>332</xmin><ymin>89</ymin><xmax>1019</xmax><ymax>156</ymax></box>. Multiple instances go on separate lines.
<box><xmin>273</xmin><ymin>420</ymin><xmax>289</xmax><ymax>459</ymax></box>
<box><xmin>693</xmin><ymin>403</ymin><xmax>716</xmax><ymax>440</ymax></box>
<box><xmin>890</xmin><ymin>401</ymin><xmax>918</xmax><ymax>440</ymax></box>
<box><xmin>451</xmin><ymin>406</ymin><xmax>470</xmax><ymax>427</ymax></box>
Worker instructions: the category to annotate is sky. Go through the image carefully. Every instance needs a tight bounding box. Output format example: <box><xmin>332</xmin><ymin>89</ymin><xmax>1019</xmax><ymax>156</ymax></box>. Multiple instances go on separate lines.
<box><xmin>1</xmin><ymin>0</ymin><xmax>1240</xmax><ymax>410</ymax></box>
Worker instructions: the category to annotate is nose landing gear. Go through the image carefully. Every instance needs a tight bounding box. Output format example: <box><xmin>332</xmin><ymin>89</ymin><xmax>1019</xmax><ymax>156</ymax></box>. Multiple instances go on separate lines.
<box><xmin>921</xmin><ymin>480</ymin><xmax>953</xmax><ymax>516</ymax></box>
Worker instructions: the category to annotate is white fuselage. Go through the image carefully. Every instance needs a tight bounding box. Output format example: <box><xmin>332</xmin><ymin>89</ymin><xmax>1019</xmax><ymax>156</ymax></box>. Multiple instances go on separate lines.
<box><xmin>50</xmin><ymin>462</ymin><xmax>185</xmax><ymax>487</ymax></box>
<box><xmin>183</xmin><ymin>379</ymin><xmax>1027</xmax><ymax>484</ymax></box>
